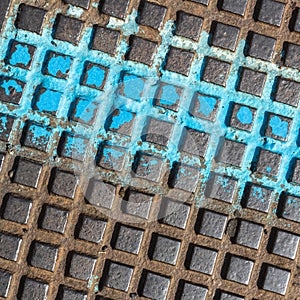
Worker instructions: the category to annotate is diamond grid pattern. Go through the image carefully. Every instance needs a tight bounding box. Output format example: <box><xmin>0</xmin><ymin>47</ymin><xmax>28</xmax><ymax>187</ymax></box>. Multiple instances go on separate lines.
<box><xmin>0</xmin><ymin>0</ymin><xmax>299</xmax><ymax>299</ymax></box>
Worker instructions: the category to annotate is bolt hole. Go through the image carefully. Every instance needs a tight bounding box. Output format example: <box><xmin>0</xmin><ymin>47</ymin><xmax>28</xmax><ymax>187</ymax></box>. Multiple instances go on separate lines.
<box><xmin>264</xmin><ymin>229</ymin><xmax>268</xmax><ymax>234</ymax></box>
<box><xmin>130</xmin><ymin>293</ymin><xmax>137</xmax><ymax>298</ymax></box>
<box><xmin>101</xmin><ymin>245</ymin><xmax>108</xmax><ymax>251</ymax></box>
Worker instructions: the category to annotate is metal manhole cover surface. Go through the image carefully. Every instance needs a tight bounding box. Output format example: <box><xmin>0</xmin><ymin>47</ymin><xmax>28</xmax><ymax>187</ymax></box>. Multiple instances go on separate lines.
<box><xmin>0</xmin><ymin>0</ymin><xmax>299</xmax><ymax>299</ymax></box>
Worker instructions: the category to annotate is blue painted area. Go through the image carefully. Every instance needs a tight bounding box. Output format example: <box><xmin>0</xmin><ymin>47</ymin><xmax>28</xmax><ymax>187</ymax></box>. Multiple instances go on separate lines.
<box><xmin>46</xmin><ymin>52</ymin><xmax>72</xmax><ymax>77</ymax></box>
<box><xmin>85</xmin><ymin>65</ymin><xmax>106</xmax><ymax>89</ymax></box>
<box><xmin>62</xmin><ymin>133</ymin><xmax>88</xmax><ymax>161</ymax></box>
<box><xmin>110</xmin><ymin>109</ymin><xmax>134</xmax><ymax>130</ymax></box>
<box><xmin>236</xmin><ymin>106</ymin><xmax>253</xmax><ymax>125</ymax></box>
<box><xmin>122</xmin><ymin>74</ymin><xmax>145</xmax><ymax>101</ymax></box>
<box><xmin>159</xmin><ymin>84</ymin><xmax>180</xmax><ymax>106</ymax></box>
<box><xmin>196</xmin><ymin>94</ymin><xmax>217</xmax><ymax>117</ymax></box>
<box><xmin>1</xmin><ymin>79</ymin><xmax>22</xmax><ymax>95</ymax></box>
<box><xmin>215</xmin><ymin>175</ymin><xmax>234</xmax><ymax>195</ymax></box>
<box><xmin>26</xmin><ymin>123</ymin><xmax>51</xmax><ymax>150</ymax></box>
<box><xmin>252</xmin><ymin>186</ymin><xmax>265</xmax><ymax>201</ymax></box>
<box><xmin>102</xmin><ymin>146</ymin><xmax>124</xmax><ymax>164</ymax></box>
<box><xmin>34</xmin><ymin>88</ymin><xmax>62</xmax><ymax>114</ymax></box>
<box><xmin>9</xmin><ymin>43</ymin><xmax>31</xmax><ymax>67</ymax></box>
<box><xmin>265</xmin><ymin>166</ymin><xmax>272</xmax><ymax>173</ymax></box>
<box><xmin>269</xmin><ymin>115</ymin><xmax>288</xmax><ymax>139</ymax></box>
<box><xmin>72</xmin><ymin>98</ymin><xmax>98</xmax><ymax>124</ymax></box>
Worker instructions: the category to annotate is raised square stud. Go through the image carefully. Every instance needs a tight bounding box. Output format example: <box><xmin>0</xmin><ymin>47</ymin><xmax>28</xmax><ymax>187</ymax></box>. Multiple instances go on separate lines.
<box><xmin>164</xmin><ymin>47</ymin><xmax>194</xmax><ymax>76</ymax></box>
<box><xmin>76</xmin><ymin>215</ymin><xmax>107</xmax><ymax>244</ymax></box>
<box><xmin>273</xmin><ymin>77</ymin><xmax>300</xmax><ymax>107</ymax></box>
<box><xmin>132</xmin><ymin>152</ymin><xmax>164</xmax><ymax>183</ymax></box>
<box><xmin>175</xmin><ymin>11</ymin><xmax>203</xmax><ymax>41</ymax></box>
<box><xmin>228</xmin><ymin>103</ymin><xmax>256</xmax><ymax>132</ymax></box>
<box><xmin>0</xmin><ymin>114</ymin><xmax>15</xmax><ymax>141</ymax></box>
<box><xmin>253</xmin><ymin>148</ymin><xmax>281</xmax><ymax>177</ymax></box>
<box><xmin>254</xmin><ymin>0</ymin><xmax>285</xmax><ymax>27</ymax></box>
<box><xmin>245</xmin><ymin>32</ymin><xmax>276</xmax><ymax>61</ymax></box>
<box><xmin>283</xmin><ymin>42</ymin><xmax>300</xmax><ymax>70</ymax></box>
<box><xmin>126</xmin><ymin>36</ymin><xmax>157</xmax><ymax>66</ymax></box>
<box><xmin>122</xmin><ymin>190</ymin><xmax>153</xmax><ymax>219</ymax></box>
<box><xmin>215</xmin><ymin>290</ymin><xmax>244</xmax><ymax>300</ymax></box>
<box><xmin>154</xmin><ymin>83</ymin><xmax>182</xmax><ymax>111</ymax></box>
<box><xmin>21</xmin><ymin>121</ymin><xmax>52</xmax><ymax>152</ymax></box>
<box><xmin>0</xmin><ymin>269</ymin><xmax>12</xmax><ymax>298</ymax></box>
<box><xmin>119</xmin><ymin>73</ymin><xmax>145</xmax><ymax>101</ymax></box>
<box><xmin>195</xmin><ymin>209</ymin><xmax>227</xmax><ymax>239</ymax></box>
<box><xmin>222</xmin><ymin>254</ymin><xmax>254</xmax><ymax>285</ymax></box>
<box><xmin>176</xmin><ymin>281</ymin><xmax>208</xmax><ymax>300</ymax></box>
<box><xmin>58</xmin><ymin>132</ymin><xmax>88</xmax><ymax>161</ymax></box>
<box><xmin>49</xmin><ymin>168</ymin><xmax>78</xmax><ymax>199</ymax></box>
<box><xmin>81</xmin><ymin>61</ymin><xmax>108</xmax><ymax>90</ymax></box>
<box><xmin>0</xmin><ymin>232</ymin><xmax>22</xmax><ymax>261</ymax></box>
<box><xmin>0</xmin><ymin>76</ymin><xmax>25</xmax><ymax>104</ymax></box>
<box><xmin>106</xmin><ymin>108</ymin><xmax>135</xmax><ymax>136</ymax></box>
<box><xmin>189</xmin><ymin>92</ymin><xmax>219</xmax><ymax>121</ymax></box>
<box><xmin>142</xmin><ymin>117</ymin><xmax>174</xmax><ymax>147</ymax></box>
<box><xmin>6</xmin><ymin>40</ymin><xmax>36</xmax><ymax>69</ymax></box>
<box><xmin>70</xmin><ymin>98</ymin><xmax>98</xmax><ymax>125</ymax></box>
<box><xmin>149</xmin><ymin>234</ymin><xmax>181</xmax><ymax>265</ymax></box>
<box><xmin>168</xmin><ymin>163</ymin><xmax>200</xmax><ymax>193</ymax></box>
<box><xmin>66</xmin><ymin>252</ymin><xmax>96</xmax><ymax>280</ymax></box>
<box><xmin>291</xmin><ymin>159</ymin><xmax>300</xmax><ymax>185</ymax></box>
<box><xmin>158</xmin><ymin>198</ymin><xmax>190</xmax><ymax>229</ymax></box>
<box><xmin>63</xmin><ymin>0</ymin><xmax>90</xmax><ymax>9</ymax></box>
<box><xmin>242</xmin><ymin>183</ymin><xmax>272</xmax><ymax>213</ymax></box>
<box><xmin>85</xmin><ymin>179</ymin><xmax>116</xmax><ymax>209</ymax></box>
<box><xmin>138</xmin><ymin>270</ymin><xmax>170</xmax><ymax>300</ymax></box>
<box><xmin>233</xmin><ymin>219</ymin><xmax>263</xmax><ymax>249</ymax></box>
<box><xmin>137</xmin><ymin>1</ymin><xmax>167</xmax><ymax>29</ymax></box>
<box><xmin>237</xmin><ymin>67</ymin><xmax>267</xmax><ymax>97</ymax></box>
<box><xmin>201</xmin><ymin>57</ymin><xmax>231</xmax><ymax>86</ymax></box>
<box><xmin>33</xmin><ymin>87</ymin><xmax>62</xmax><ymax>115</ymax></box>
<box><xmin>1</xmin><ymin>194</ymin><xmax>32</xmax><ymax>224</ymax></box>
<box><xmin>53</xmin><ymin>14</ymin><xmax>83</xmax><ymax>45</ymax></box>
<box><xmin>39</xmin><ymin>205</ymin><xmax>69</xmax><ymax>234</ymax></box>
<box><xmin>101</xmin><ymin>0</ymin><xmax>130</xmax><ymax>19</ymax></box>
<box><xmin>98</xmin><ymin>144</ymin><xmax>127</xmax><ymax>172</ymax></box>
<box><xmin>101</xmin><ymin>260</ymin><xmax>133</xmax><ymax>292</ymax></box>
<box><xmin>91</xmin><ymin>26</ymin><xmax>120</xmax><ymax>55</ymax></box>
<box><xmin>219</xmin><ymin>0</ymin><xmax>248</xmax><ymax>16</ymax></box>
<box><xmin>18</xmin><ymin>277</ymin><xmax>49</xmax><ymax>300</ymax></box>
<box><xmin>259</xmin><ymin>264</ymin><xmax>290</xmax><ymax>295</ymax></box>
<box><xmin>205</xmin><ymin>173</ymin><xmax>237</xmax><ymax>203</ymax></box>
<box><xmin>210</xmin><ymin>21</ymin><xmax>240</xmax><ymax>51</ymax></box>
<box><xmin>215</xmin><ymin>139</ymin><xmax>246</xmax><ymax>167</ymax></box>
<box><xmin>15</xmin><ymin>4</ymin><xmax>46</xmax><ymax>34</ymax></box>
<box><xmin>179</xmin><ymin>127</ymin><xmax>210</xmax><ymax>157</ymax></box>
<box><xmin>268</xmin><ymin>228</ymin><xmax>299</xmax><ymax>259</ymax></box>
<box><xmin>186</xmin><ymin>244</ymin><xmax>218</xmax><ymax>275</ymax></box>
<box><xmin>263</xmin><ymin>112</ymin><xmax>291</xmax><ymax>141</ymax></box>
<box><xmin>111</xmin><ymin>223</ymin><xmax>144</xmax><ymax>254</ymax></box>
<box><xmin>28</xmin><ymin>241</ymin><xmax>58</xmax><ymax>272</ymax></box>
<box><xmin>56</xmin><ymin>285</ymin><xmax>87</xmax><ymax>300</ymax></box>
<box><xmin>278</xmin><ymin>194</ymin><xmax>300</xmax><ymax>223</ymax></box>
<box><xmin>43</xmin><ymin>51</ymin><xmax>73</xmax><ymax>79</ymax></box>
<box><xmin>13</xmin><ymin>157</ymin><xmax>42</xmax><ymax>188</ymax></box>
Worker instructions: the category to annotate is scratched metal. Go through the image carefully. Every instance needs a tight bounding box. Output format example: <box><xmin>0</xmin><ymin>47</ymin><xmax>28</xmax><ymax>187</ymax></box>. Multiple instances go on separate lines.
<box><xmin>0</xmin><ymin>0</ymin><xmax>299</xmax><ymax>299</ymax></box>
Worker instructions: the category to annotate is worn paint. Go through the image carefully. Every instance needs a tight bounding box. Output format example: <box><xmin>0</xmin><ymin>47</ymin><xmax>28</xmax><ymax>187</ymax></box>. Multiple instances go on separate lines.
<box><xmin>9</xmin><ymin>43</ymin><xmax>31</xmax><ymax>67</ymax></box>
<box><xmin>237</xmin><ymin>106</ymin><xmax>253</xmax><ymax>125</ymax></box>
<box><xmin>269</xmin><ymin>115</ymin><xmax>288</xmax><ymax>139</ymax></box>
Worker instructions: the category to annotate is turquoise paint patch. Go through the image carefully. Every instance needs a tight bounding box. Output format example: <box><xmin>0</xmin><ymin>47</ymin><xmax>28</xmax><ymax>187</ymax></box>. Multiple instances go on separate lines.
<box><xmin>72</xmin><ymin>99</ymin><xmax>98</xmax><ymax>124</ymax></box>
<box><xmin>103</xmin><ymin>146</ymin><xmax>124</xmax><ymax>162</ymax></box>
<box><xmin>110</xmin><ymin>109</ymin><xmax>134</xmax><ymax>130</ymax></box>
<box><xmin>159</xmin><ymin>85</ymin><xmax>180</xmax><ymax>106</ymax></box>
<box><xmin>47</xmin><ymin>53</ymin><xmax>72</xmax><ymax>77</ymax></box>
<box><xmin>269</xmin><ymin>115</ymin><xmax>288</xmax><ymax>139</ymax></box>
<box><xmin>85</xmin><ymin>65</ymin><xmax>106</xmax><ymax>88</ymax></box>
<box><xmin>62</xmin><ymin>134</ymin><xmax>88</xmax><ymax>161</ymax></box>
<box><xmin>237</xmin><ymin>106</ymin><xmax>253</xmax><ymax>125</ymax></box>
<box><xmin>122</xmin><ymin>74</ymin><xmax>145</xmax><ymax>101</ymax></box>
<box><xmin>27</xmin><ymin>123</ymin><xmax>51</xmax><ymax>149</ymax></box>
<box><xmin>1</xmin><ymin>79</ymin><xmax>22</xmax><ymax>96</ymax></box>
<box><xmin>35</xmin><ymin>89</ymin><xmax>62</xmax><ymax>114</ymax></box>
<box><xmin>197</xmin><ymin>94</ymin><xmax>217</xmax><ymax>117</ymax></box>
<box><xmin>265</xmin><ymin>166</ymin><xmax>272</xmax><ymax>173</ymax></box>
<box><xmin>9</xmin><ymin>43</ymin><xmax>31</xmax><ymax>67</ymax></box>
